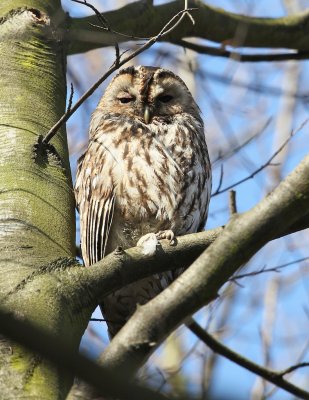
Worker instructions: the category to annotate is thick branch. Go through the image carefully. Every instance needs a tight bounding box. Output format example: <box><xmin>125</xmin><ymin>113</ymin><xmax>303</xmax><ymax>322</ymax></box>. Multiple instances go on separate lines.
<box><xmin>64</xmin><ymin>209</ymin><xmax>309</xmax><ymax>310</ymax></box>
<box><xmin>96</xmin><ymin>153</ymin><xmax>309</xmax><ymax>378</ymax></box>
<box><xmin>68</xmin><ymin>0</ymin><xmax>309</xmax><ymax>55</ymax></box>
<box><xmin>60</xmin><ymin>209</ymin><xmax>309</xmax><ymax>312</ymax></box>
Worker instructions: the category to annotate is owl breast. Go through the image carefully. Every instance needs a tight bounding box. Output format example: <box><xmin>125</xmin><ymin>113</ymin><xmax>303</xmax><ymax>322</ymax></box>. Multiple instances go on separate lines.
<box><xmin>88</xmin><ymin>112</ymin><xmax>211</xmax><ymax>252</ymax></box>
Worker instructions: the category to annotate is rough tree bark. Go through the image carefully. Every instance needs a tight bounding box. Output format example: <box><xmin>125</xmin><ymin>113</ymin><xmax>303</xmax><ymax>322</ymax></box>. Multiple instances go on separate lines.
<box><xmin>0</xmin><ymin>2</ymin><xmax>80</xmax><ymax>399</ymax></box>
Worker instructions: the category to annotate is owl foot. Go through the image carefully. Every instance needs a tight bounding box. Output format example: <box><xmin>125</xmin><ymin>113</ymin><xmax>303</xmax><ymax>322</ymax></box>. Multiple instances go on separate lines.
<box><xmin>156</xmin><ymin>230</ymin><xmax>176</xmax><ymax>245</ymax></box>
<box><xmin>137</xmin><ymin>233</ymin><xmax>159</xmax><ymax>256</ymax></box>
<box><xmin>114</xmin><ymin>246</ymin><xmax>124</xmax><ymax>256</ymax></box>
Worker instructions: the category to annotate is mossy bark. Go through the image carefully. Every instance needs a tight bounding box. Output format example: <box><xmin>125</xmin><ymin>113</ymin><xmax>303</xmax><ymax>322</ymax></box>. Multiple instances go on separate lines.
<box><xmin>0</xmin><ymin>3</ymin><xmax>81</xmax><ymax>399</ymax></box>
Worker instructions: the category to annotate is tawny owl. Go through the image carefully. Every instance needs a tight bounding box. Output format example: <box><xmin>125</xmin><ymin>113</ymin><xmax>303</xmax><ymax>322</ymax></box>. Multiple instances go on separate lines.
<box><xmin>75</xmin><ymin>66</ymin><xmax>211</xmax><ymax>337</ymax></box>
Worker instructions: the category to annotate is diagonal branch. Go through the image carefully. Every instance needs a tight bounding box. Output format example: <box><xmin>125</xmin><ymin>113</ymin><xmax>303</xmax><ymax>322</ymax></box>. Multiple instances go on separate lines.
<box><xmin>186</xmin><ymin>318</ymin><xmax>309</xmax><ymax>400</ymax></box>
<box><xmin>212</xmin><ymin>122</ymin><xmax>306</xmax><ymax>196</ymax></box>
<box><xmin>0</xmin><ymin>310</ymin><xmax>179</xmax><ymax>400</ymax></box>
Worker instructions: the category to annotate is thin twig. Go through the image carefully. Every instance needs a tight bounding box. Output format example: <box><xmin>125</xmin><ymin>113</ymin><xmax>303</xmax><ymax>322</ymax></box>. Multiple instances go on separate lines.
<box><xmin>42</xmin><ymin>6</ymin><xmax>197</xmax><ymax>144</ymax></box>
<box><xmin>279</xmin><ymin>362</ymin><xmax>309</xmax><ymax>377</ymax></box>
<box><xmin>231</xmin><ymin>256</ymin><xmax>309</xmax><ymax>281</ymax></box>
<box><xmin>71</xmin><ymin>0</ymin><xmax>120</xmax><ymax>62</ymax></box>
<box><xmin>213</xmin><ymin>163</ymin><xmax>224</xmax><ymax>194</ymax></box>
<box><xmin>212</xmin><ymin>117</ymin><xmax>272</xmax><ymax>166</ymax></box>
<box><xmin>212</xmin><ymin>120</ymin><xmax>307</xmax><ymax>197</ymax></box>
<box><xmin>161</xmin><ymin>0</ymin><xmax>195</xmax><ymax>36</ymax></box>
<box><xmin>186</xmin><ymin>318</ymin><xmax>309</xmax><ymax>400</ymax></box>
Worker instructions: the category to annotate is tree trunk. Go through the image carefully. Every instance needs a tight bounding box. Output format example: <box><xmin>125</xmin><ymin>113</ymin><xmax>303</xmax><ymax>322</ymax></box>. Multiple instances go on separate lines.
<box><xmin>0</xmin><ymin>2</ymin><xmax>81</xmax><ymax>398</ymax></box>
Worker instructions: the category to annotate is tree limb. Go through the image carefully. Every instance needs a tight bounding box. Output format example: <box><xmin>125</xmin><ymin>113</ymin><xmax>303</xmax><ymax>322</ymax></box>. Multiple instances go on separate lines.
<box><xmin>67</xmin><ymin>0</ymin><xmax>309</xmax><ymax>55</ymax></box>
<box><xmin>0</xmin><ymin>310</ymin><xmax>175</xmax><ymax>400</ymax></box>
<box><xmin>186</xmin><ymin>318</ymin><xmax>309</xmax><ymax>400</ymax></box>
<box><xmin>63</xmin><ymin>207</ymin><xmax>309</xmax><ymax>311</ymax></box>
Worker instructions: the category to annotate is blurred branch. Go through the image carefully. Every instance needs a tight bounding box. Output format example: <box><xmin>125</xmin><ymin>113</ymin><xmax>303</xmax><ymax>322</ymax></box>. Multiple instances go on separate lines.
<box><xmin>252</xmin><ymin>277</ymin><xmax>279</xmax><ymax>398</ymax></box>
<box><xmin>212</xmin><ymin>117</ymin><xmax>272</xmax><ymax>166</ymax></box>
<box><xmin>212</xmin><ymin>121</ymin><xmax>306</xmax><ymax>196</ymax></box>
<box><xmin>201</xmin><ymin>284</ymin><xmax>237</xmax><ymax>397</ymax></box>
<box><xmin>186</xmin><ymin>318</ymin><xmax>309</xmax><ymax>400</ymax></box>
<box><xmin>174</xmin><ymin>39</ymin><xmax>309</xmax><ymax>62</ymax></box>
<box><xmin>0</xmin><ymin>310</ymin><xmax>174</xmax><ymax>400</ymax></box>
<box><xmin>279</xmin><ymin>362</ymin><xmax>309</xmax><ymax>377</ymax></box>
<box><xmin>231</xmin><ymin>256</ymin><xmax>309</xmax><ymax>281</ymax></box>
<box><xmin>68</xmin><ymin>0</ymin><xmax>309</xmax><ymax>55</ymax></box>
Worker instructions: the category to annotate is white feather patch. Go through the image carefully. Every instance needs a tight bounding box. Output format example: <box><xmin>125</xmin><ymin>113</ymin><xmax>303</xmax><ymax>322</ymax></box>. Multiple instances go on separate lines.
<box><xmin>137</xmin><ymin>233</ymin><xmax>159</xmax><ymax>256</ymax></box>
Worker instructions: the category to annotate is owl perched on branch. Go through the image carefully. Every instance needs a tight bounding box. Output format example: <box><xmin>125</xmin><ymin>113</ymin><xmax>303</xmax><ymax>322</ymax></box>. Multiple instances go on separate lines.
<box><xmin>75</xmin><ymin>66</ymin><xmax>211</xmax><ymax>337</ymax></box>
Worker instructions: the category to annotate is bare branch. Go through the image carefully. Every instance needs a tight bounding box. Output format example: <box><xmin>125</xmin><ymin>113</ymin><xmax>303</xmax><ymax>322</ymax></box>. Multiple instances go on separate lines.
<box><xmin>174</xmin><ymin>39</ymin><xmax>309</xmax><ymax>62</ymax></box>
<box><xmin>279</xmin><ymin>362</ymin><xmax>309</xmax><ymax>377</ymax></box>
<box><xmin>186</xmin><ymin>318</ymin><xmax>309</xmax><ymax>400</ymax></box>
<box><xmin>231</xmin><ymin>256</ymin><xmax>309</xmax><ymax>281</ymax></box>
<box><xmin>212</xmin><ymin>121</ymin><xmax>307</xmax><ymax>196</ymax></box>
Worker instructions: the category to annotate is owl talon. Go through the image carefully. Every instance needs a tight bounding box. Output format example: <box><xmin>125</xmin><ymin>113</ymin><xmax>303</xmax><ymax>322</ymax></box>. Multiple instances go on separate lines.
<box><xmin>114</xmin><ymin>246</ymin><xmax>123</xmax><ymax>256</ymax></box>
<box><xmin>156</xmin><ymin>230</ymin><xmax>176</xmax><ymax>245</ymax></box>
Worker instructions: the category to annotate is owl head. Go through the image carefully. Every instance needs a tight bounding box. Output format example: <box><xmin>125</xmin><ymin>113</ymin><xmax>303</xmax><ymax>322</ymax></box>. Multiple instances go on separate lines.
<box><xmin>96</xmin><ymin>65</ymin><xmax>201</xmax><ymax>124</ymax></box>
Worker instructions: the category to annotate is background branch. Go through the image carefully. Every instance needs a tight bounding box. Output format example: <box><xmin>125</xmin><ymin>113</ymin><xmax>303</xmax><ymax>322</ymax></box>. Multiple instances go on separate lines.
<box><xmin>186</xmin><ymin>318</ymin><xmax>309</xmax><ymax>400</ymax></box>
<box><xmin>68</xmin><ymin>0</ymin><xmax>309</xmax><ymax>55</ymax></box>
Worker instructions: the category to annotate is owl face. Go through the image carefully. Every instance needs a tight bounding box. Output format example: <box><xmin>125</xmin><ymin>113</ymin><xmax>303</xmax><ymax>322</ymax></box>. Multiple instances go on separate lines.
<box><xmin>97</xmin><ymin>66</ymin><xmax>201</xmax><ymax>124</ymax></box>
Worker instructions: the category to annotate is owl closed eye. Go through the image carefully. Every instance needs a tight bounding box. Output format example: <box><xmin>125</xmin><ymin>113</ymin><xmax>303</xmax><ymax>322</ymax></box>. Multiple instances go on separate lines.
<box><xmin>95</xmin><ymin>65</ymin><xmax>202</xmax><ymax>125</ymax></box>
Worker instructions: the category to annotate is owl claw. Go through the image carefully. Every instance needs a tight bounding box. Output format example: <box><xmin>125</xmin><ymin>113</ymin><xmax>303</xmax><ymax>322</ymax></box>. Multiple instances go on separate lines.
<box><xmin>156</xmin><ymin>230</ymin><xmax>176</xmax><ymax>245</ymax></box>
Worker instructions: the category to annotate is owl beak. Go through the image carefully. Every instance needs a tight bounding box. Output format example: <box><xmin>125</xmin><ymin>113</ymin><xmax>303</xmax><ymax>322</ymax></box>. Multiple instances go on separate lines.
<box><xmin>144</xmin><ymin>105</ymin><xmax>151</xmax><ymax>124</ymax></box>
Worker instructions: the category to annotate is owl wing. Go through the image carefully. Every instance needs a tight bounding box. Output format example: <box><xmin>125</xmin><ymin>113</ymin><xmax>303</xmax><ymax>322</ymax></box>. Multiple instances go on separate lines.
<box><xmin>75</xmin><ymin>149</ymin><xmax>115</xmax><ymax>267</ymax></box>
